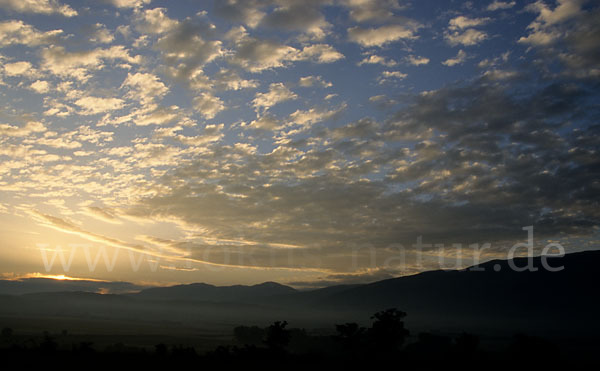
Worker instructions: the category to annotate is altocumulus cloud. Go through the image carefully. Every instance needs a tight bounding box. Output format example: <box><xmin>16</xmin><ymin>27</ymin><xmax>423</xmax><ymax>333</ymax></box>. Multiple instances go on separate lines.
<box><xmin>0</xmin><ymin>0</ymin><xmax>598</xmax><ymax>286</ymax></box>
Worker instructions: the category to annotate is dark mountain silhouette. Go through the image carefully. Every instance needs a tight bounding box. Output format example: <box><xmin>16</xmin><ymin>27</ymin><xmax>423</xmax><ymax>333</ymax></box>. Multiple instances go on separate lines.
<box><xmin>316</xmin><ymin>250</ymin><xmax>599</xmax><ymax>319</ymax></box>
<box><xmin>131</xmin><ymin>281</ymin><xmax>296</xmax><ymax>302</ymax></box>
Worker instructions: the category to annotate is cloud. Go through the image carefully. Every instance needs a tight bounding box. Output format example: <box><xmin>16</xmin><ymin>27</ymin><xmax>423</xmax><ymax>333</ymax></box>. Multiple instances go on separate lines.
<box><xmin>32</xmin><ymin>205</ymin><xmax>324</xmax><ymax>273</ymax></box>
<box><xmin>75</xmin><ymin>125</ymin><xmax>114</xmax><ymax>144</ymax></box>
<box><xmin>519</xmin><ymin>0</ymin><xmax>585</xmax><ymax>46</ymax></box>
<box><xmin>348</xmin><ymin>24</ymin><xmax>417</xmax><ymax>47</ymax></box>
<box><xmin>214</xmin><ymin>0</ymin><xmax>267</xmax><ymax>28</ymax></box>
<box><xmin>341</xmin><ymin>0</ymin><xmax>403</xmax><ymax>23</ymax></box>
<box><xmin>110</xmin><ymin>104</ymin><xmax>180</xmax><ymax>126</ymax></box>
<box><xmin>482</xmin><ymin>69</ymin><xmax>519</xmax><ymax>80</ymax></box>
<box><xmin>29</xmin><ymin>210</ymin><xmax>182</xmax><ymax>264</ymax></box>
<box><xmin>0</xmin><ymin>0</ymin><xmax>77</xmax><ymax>17</ymax></box>
<box><xmin>228</xmin><ymin>28</ymin><xmax>342</xmax><ymax>72</ymax></box>
<box><xmin>121</xmin><ymin>70</ymin><xmax>600</xmax><ymax>276</ymax></box>
<box><xmin>0</xmin><ymin>121</ymin><xmax>46</xmax><ymax>137</ymax></box>
<box><xmin>448</xmin><ymin>16</ymin><xmax>490</xmax><ymax>30</ymax></box>
<box><xmin>516</xmin><ymin>0</ymin><xmax>598</xmax><ymax>79</ymax></box>
<box><xmin>194</xmin><ymin>92</ymin><xmax>225</xmax><ymax>119</ymax></box>
<box><xmin>405</xmin><ymin>55</ymin><xmax>429</xmax><ymax>66</ymax></box>
<box><xmin>133</xmin><ymin>16</ymin><xmax>225</xmax><ymax>92</ymax></box>
<box><xmin>445</xmin><ymin>28</ymin><xmax>487</xmax><ymax>46</ymax></box>
<box><xmin>74</xmin><ymin>96</ymin><xmax>125</xmax><ymax>115</ymax></box>
<box><xmin>297</xmin><ymin>44</ymin><xmax>344</xmax><ymax>63</ymax></box>
<box><xmin>287</xmin><ymin>105</ymin><xmax>346</xmax><ymax>128</ymax></box>
<box><xmin>121</xmin><ymin>72</ymin><xmax>169</xmax><ymax>104</ymax></box>
<box><xmin>1</xmin><ymin>0</ymin><xmax>598</xmax><ymax>281</ymax></box>
<box><xmin>384</xmin><ymin>79</ymin><xmax>599</xmax><ymax>245</ymax></box>
<box><xmin>369</xmin><ymin>94</ymin><xmax>397</xmax><ymax>109</ymax></box>
<box><xmin>154</xmin><ymin>123</ymin><xmax>224</xmax><ymax>145</ymax></box>
<box><xmin>444</xmin><ymin>15</ymin><xmax>490</xmax><ymax>46</ymax></box>
<box><xmin>247</xmin><ymin>113</ymin><xmax>280</xmax><ymax>130</ymax></box>
<box><xmin>487</xmin><ymin>1</ymin><xmax>516</xmax><ymax>11</ymax></box>
<box><xmin>298</xmin><ymin>75</ymin><xmax>332</xmax><ymax>88</ymax></box>
<box><xmin>88</xmin><ymin>23</ymin><xmax>114</xmax><ymax>44</ymax></box>
<box><xmin>210</xmin><ymin>69</ymin><xmax>258</xmax><ymax>91</ymax></box>
<box><xmin>41</xmin><ymin>45</ymin><xmax>141</xmax><ymax>81</ymax></box>
<box><xmin>135</xmin><ymin>7</ymin><xmax>178</xmax><ymax>34</ymax></box>
<box><xmin>478</xmin><ymin>51</ymin><xmax>511</xmax><ymax>69</ymax></box>
<box><xmin>358</xmin><ymin>54</ymin><xmax>397</xmax><ymax>67</ymax></box>
<box><xmin>30</xmin><ymin>80</ymin><xmax>50</xmax><ymax>93</ymax></box>
<box><xmin>43</xmin><ymin>100</ymin><xmax>76</xmax><ymax>117</ymax></box>
<box><xmin>226</xmin><ymin>23</ymin><xmax>344</xmax><ymax>73</ymax></box>
<box><xmin>108</xmin><ymin>0</ymin><xmax>151</xmax><ymax>8</ymax></box>
<box><xmin>0</xmin><ymin>20</ymin><xmax>62</xmax><ymax>47</ymax></box>
<box><xmin>378</xmin><ymin>70</ymin><xmax>407</xmax><ymax>84</ymax></box>
<box><xmin>260</xmin><ymin>3</ymin><xmax>331</xmax><ymax>39</ymax></box>
<box><xmin>528</xmin><ymin>0</ymin><xmax>583</xmax><ymax>26</ymax></box>
<box><xmin>154</xmin><ymin>19</ymin><xmax>223</xmax><ymax>65</ymax></box>
<box><xmin>228</xmin><ymin>29</ymin><xmax>298</xmax><ymax>72</ymax></box>
<box><xmin>83</xmin><ymin>206</ymin><xmax>122</xmax><ymax>224</ymax></box>
<box><xmin>252</xmin><ymin>83</ymin><xmax>297</xmax><ymax>113</ymax></box>
<box><xmin>442</xmin><ymin>49</ymin><xmax>467</xmax><ymax>66</ymax></box>
<box><xmin>3</xmin><ymin>61</ymin><xmax>36</xmax><ymax>77</ymax></box>
<box><xmin>26</xmin><ymin>134</ymin><xmax>82</xmax><ymax>149</ymax></box>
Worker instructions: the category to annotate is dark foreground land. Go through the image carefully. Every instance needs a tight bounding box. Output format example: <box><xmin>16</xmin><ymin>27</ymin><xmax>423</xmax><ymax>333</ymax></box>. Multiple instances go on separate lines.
<box><xmin>0</xmin><ymin>308</ymin><xmax>598</xmax><ymax>369</ymax></box>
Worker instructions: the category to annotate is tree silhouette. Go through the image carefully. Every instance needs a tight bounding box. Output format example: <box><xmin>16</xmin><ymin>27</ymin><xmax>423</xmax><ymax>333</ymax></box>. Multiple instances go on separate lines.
<box><xmin>368</xmin><ymin>308</ymin><xmax>409</xmax><ymax>353</ymax></box>
<box><xmin>335</xmin><ymin>322</ymin><xmax>366</xmax><ymax>354</ymax></box>
<box><xmin>263</xmin><ymin>321</ymin><xmax>290</xmax><ymax>352</ymax></box>
<box><xmin>154</xmin><ymin>343</ymin><xmax>168</xmax><ymax>356</ymax></box>
<box><xmin>40</xmin><ymin>332</ymin><xmax>58</xmax><ymax>353</ymax></box>
<box><xmin>73</xmin><ymin>341</ymin><xmax>95</xmax><ymax>355</ymax></box>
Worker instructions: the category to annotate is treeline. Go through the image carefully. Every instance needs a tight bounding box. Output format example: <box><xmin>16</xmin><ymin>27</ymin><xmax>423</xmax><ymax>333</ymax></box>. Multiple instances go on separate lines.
<box><xmin>0</xmin><ymin>309</ymin><xmax>586</xmax><ymax>368</ymax></box>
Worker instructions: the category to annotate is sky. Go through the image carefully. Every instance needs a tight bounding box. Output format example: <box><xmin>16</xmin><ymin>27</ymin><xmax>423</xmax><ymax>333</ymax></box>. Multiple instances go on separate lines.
<box><xmin>0</xmin><ymin>0</ymin><xmax>598</xmax><ymax>288</ymax></box>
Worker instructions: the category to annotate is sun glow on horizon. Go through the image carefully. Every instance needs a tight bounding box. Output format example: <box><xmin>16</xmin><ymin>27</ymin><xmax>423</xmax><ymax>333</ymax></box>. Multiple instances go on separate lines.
<box><xmin>8</xmin><ymin>272</ymin><xmax>109</xmax><ymax>282</ymax></box>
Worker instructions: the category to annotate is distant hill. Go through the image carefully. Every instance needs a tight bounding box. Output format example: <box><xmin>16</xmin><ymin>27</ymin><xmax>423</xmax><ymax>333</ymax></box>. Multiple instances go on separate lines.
<box><xmin>131</xmin><ymin>281</ymin><xmax>296</xmax><ymax>302</ymax></box>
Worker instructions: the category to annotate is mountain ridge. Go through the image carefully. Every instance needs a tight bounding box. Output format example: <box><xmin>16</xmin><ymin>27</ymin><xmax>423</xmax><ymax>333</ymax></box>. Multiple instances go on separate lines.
<box><xmin>131</xmin><ymin>280</ymin><xmax>297</xmax><ymax>302</ymax></box>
